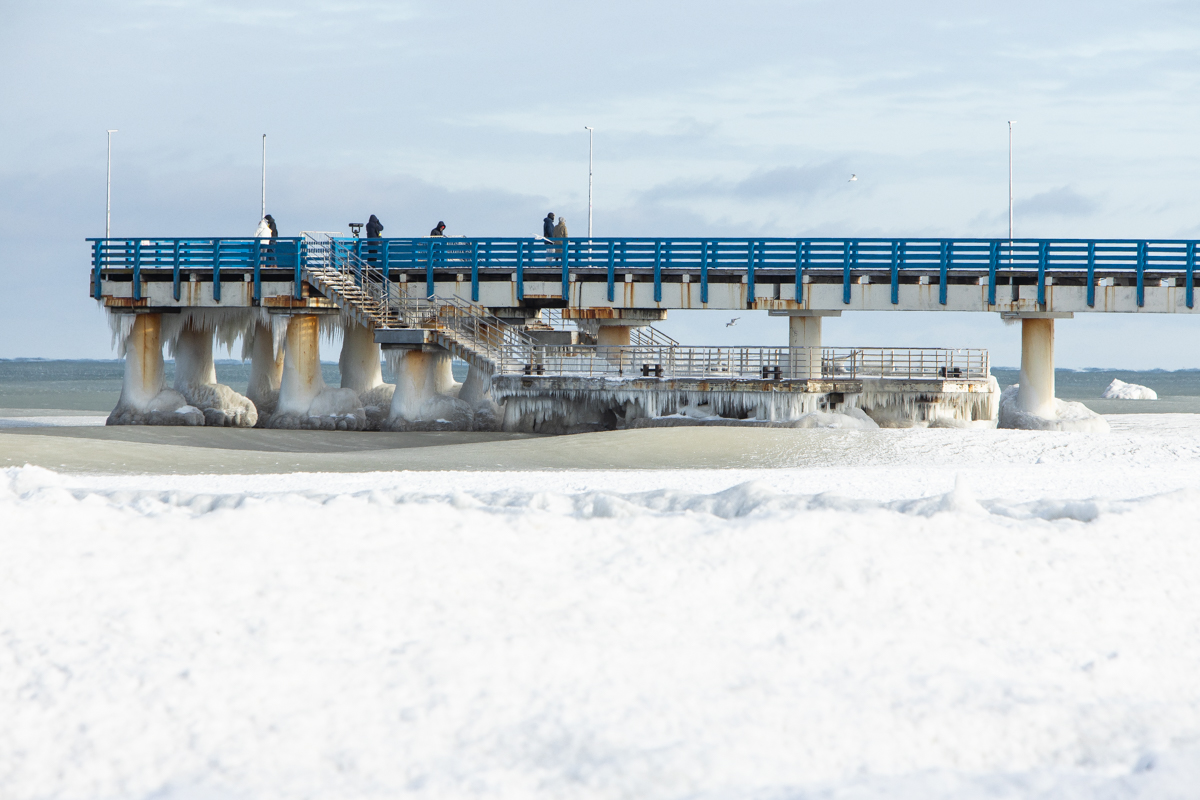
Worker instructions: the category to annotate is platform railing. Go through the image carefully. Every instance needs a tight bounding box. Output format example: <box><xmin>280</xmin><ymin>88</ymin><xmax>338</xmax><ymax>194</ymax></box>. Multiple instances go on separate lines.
<box><xmin>90</xmin><ymin>236</ymin><xmax>1200</xmax><ymax>311</ymax></box>
<box><xmin>497</xmin><ymin>346</ymin><xmax>989</xmax><ymax>382</ymax></box>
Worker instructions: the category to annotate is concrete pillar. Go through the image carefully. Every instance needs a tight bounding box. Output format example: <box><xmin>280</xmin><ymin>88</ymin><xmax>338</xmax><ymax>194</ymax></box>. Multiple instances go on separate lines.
<box><xmin>173</xmin><ymin>324</ymin><xmax>218</xmax><ymax>390</ymax></box>
<box><xmin>386</xmin><ymin>348</ymin><xmax>467</xmax><ymax>428</ymax></box>
<box><xmin>277</xmin><ymin>314</ymin><xmax>326</xmax><ymax>415</ymax></box>
<box><xmin>339</xmin><ymin>321</ymin><xmax>385</xmax><ymax>394</ymax></box>
<box><xmin>246</xmin><ymin>321</ymin><xmax>284</xmax><ymax>414</ymax></box>
<box><xmin>595</xmin><ymin>324</ymin><xmax>632</xmax><ymax>347</ymax></box>
<box><xmin>1017</xmin><ymin>318</ymin><xmax>1055</xmax><ymax>418</ymax></box>
<box><xmin>120</xmin><ymin>313</ymin><xmax>166</xmax><ymax>408</ymax></box>
<box><xmin>788</xmin><ymin>315</ymin><xmax>822</xmax><ymax>380</ymax></box>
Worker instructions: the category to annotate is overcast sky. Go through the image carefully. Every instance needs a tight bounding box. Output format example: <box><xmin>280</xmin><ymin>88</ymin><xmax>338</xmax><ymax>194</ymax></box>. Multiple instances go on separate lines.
<box><xmin>2</xmin><ymin>0</ymin><xmax>1198</xmax><ymax>366</ymax></box>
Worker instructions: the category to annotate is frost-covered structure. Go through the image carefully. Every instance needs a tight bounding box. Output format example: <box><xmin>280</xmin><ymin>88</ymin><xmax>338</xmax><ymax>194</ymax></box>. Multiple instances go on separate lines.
<box><xmin>492</xmin><ymin>377</ymin><xmax>1000</xmax><ymax>435</ymax></box>
<box><xmin>1103</xmin><ymin>379</ymin><xmax>1157</xmax><ymax>400</ymax></box>
<box><xmin>998</xmin><ymin>384</ymin><xmax>1109</xmax><ymax>433</ymax></box>
<box><xmin>268</xmin><ymin>315</ymin><xmax>366</xmax><ymax>430</ymax></box>
<box><xmin>106</xmin><ymin>314</ymin><xmax>204</xmax><ymax>426</ymax></box>
<box><xmin>170</xmin><ymin>315</ymin><xmax>257</xmax><ymax>427</ymax></box>
<box><xmin>339</xmin><ymin>322</ymin><xmax>395</xmax><ymax>430</ymax></box>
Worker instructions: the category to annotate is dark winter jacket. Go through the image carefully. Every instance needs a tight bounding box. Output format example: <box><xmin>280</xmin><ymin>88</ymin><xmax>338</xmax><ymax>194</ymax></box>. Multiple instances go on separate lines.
<box><xmin>265</xmin><ymin>214</ymin><xmax>278</xmax><ymax>238</ymax></box>
<box><xmin>366</xmin><ymin>215</ymin><xmax>384</xmax><ymax>238</ymax></box>
<box><xmin>543</xmin><ymin>214</ymin><xmax>556</xmax><ymax>238</ymax></box>
<box><xmin>430</xmin><ymin>222</ymin><xmax>446</xmax><ymax>236</ymax></box>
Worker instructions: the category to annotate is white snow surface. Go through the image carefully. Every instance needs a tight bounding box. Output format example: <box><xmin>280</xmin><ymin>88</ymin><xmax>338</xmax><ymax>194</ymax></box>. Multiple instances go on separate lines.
<box><xmin>998</xmin><ymin>384</ymin><xmax>1110</xmax><ymax>433</ymax></box>
<box><xmin>1104</xmin><ymin>378</ymin><xmax>1159</xmax><ymax>400</ymax></box>
<box><xmin>5</xmin><ymin>417</ymin><xmax>1200</xmax><ymax>798</ymax></box>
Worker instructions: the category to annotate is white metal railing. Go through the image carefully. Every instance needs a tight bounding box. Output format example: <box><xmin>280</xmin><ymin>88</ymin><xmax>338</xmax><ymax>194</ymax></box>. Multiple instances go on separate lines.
<box><xmin>496</xmin><ymin>346</ymin><xmax>989</xmax><ymax>381</ymax></box>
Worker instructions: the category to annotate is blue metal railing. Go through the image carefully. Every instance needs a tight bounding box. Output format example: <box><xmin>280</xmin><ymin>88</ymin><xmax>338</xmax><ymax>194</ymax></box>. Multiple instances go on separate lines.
<box><xmin>89</xmin><ymin>236</ymin><xmax>1200</xmax><ymax>309</ymax></box>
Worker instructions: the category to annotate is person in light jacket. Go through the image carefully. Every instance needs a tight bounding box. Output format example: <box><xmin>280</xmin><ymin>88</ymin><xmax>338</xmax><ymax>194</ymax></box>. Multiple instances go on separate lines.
<box><xmin>253</xmin><ymin>214</ymin><xmax>277</xmax><ymax>238</ymax></box>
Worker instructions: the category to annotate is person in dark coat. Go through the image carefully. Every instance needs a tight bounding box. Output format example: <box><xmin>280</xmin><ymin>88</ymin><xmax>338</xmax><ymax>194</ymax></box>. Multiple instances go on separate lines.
<box><xmin>265</xmin><ymin>214</ymin><xmax>278</xmax><ymax>238</ymax></box>
<box><xmin>430</xmin><ymin>221</ymin><xmax>446</xmax><ymax>236</ymax></box>
<box><xmin>366</xmin><ymin>214</ymin><xmax>384</xmax><ymax>238</ymax></box>
<box><xmin>543</xmin><ymin>212</ymin><xmax>556</xmax><ymax>238</ymax></box>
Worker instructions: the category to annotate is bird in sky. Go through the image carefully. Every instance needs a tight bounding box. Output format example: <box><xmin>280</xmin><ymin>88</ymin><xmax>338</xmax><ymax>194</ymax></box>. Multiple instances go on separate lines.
<box><xmin>849</xmin><ymin>174</ymin><xmax>858</xmax><ymax>182</ymax></box>
<box><xmin>726</xmin><ymin>317</ymin><xmax>740</xmax><ymax>327</ymax></box>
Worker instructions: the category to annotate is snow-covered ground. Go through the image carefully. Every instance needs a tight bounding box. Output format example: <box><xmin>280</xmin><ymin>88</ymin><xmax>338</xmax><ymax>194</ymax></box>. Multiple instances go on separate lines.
<box><xmin>4</xmin><ymin>416</ymin><xmax>1200</xmax><ymax>799</ymax></box>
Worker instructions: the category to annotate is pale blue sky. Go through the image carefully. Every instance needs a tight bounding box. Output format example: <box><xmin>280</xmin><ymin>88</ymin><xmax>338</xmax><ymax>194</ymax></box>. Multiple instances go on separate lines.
<box><xmin>2</xmin><ymin>0</ymin><xmax>1198</xmax><ymax>366</ymax></box>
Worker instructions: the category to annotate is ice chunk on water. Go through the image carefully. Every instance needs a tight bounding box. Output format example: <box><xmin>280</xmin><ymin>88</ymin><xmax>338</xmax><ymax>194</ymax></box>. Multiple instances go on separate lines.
<box><xmin>1103</xmin><ymin>378</ymin><xmax>1158</xmax><ymax>400</ymax></box>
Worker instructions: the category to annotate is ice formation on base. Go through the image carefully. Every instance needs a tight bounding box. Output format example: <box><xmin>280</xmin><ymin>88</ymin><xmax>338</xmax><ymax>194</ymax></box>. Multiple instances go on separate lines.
<box><xmin>171</xmin><ymin>322</ymin><xmax>257</xmax><ymax>427</ymax></box>
<box><xmin>243</xmin><ymin>320</ymin><xmax>286</xmax><ymax>423</ymax></box>
<box><xmin>998</xmin><ymin>384</ymin><xmax>1110</xmax><ymax>432</ymax></box>
<box><xmin>384</xmin><ymin>350</ymin><xmax>474</xmax><ymax>431</ymax></box>
<box><xmin>1103</xmin><ymin>378</ymin><xmax>1158</xmax><ymax>400</ymax></box>
<box><xmin>493</xmin><ymin>376</ymin><xmax>1000</xmax><ymax>434</ymax></box>
<box><xmin>267</xmin><ymin>315</ymin><xmax>367</xmax><ymax>431</ymax></box>
<box><xmin>339</xmin><ymin>322</ymin><xmax>395</xmax><ymax>430</ymax></box>
<box><xmin>106</xmin><ymin>313</ymin><xmax>204</xmax><ymax>426</ymax></box>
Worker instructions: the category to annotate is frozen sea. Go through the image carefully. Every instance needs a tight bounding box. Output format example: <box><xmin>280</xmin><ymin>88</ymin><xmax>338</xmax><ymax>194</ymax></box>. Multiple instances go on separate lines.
<box><xmin>2</xmin><ymin>361</ymin><xmax>1200</xmax><ymax>799</ymax></box>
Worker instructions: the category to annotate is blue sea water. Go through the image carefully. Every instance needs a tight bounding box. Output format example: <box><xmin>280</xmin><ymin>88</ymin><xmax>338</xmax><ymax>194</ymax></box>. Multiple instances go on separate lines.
<box><xmin>1</xmin><ymin>360</ymin><xmax>1197</xmax><ymax>414</ymax></box>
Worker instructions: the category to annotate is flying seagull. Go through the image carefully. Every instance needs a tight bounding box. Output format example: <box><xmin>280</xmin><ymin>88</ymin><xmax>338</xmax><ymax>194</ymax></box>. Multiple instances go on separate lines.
<box><xmin>726</xmin><ymin>317</ymin><xmax>740</xmax><ymax>327</ymax></box>
<box><xmin>849</xmin><ymin>174</ymin><xmax>858</xmax><ymax>182</ymax></box>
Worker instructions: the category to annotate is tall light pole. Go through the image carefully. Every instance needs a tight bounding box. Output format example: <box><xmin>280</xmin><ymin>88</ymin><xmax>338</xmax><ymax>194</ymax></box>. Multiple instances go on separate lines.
<box><xmin>1008</xmin><ymin>120</ymin><xmax>1016</xmax><ymax>260</ymax></box>
<box><xmin>261</xmin><ymin>134</ymin><xmax>267</xmax><ymax>220</ymax></box>
<box><xmin>584</xmin><ymin>126</ymin><xmax>594</xmax><ymax>238</ymax></box>
<box><xmin>106</xmin><ymin>129</ymin><xmax>118</xmax><ymax>238</ymax></box>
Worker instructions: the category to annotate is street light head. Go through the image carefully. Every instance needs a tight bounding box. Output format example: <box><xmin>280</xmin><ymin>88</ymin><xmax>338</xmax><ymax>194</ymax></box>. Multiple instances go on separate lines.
<box><xmin>107</xmin><ymin>129</ymin><xmax>118</xmax><ymax>133</ymax></box>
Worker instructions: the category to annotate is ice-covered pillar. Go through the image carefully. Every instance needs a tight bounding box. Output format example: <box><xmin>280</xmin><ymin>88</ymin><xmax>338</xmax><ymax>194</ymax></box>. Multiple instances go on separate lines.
<box><xmin>173</xmin><ymin>324</ymin><xmax>219</xmax><ymax>390</ymax></box>
<box><xmin>339</xmin><ymin>321</ymin><xmax>385</xmax><ymax>394</ymax></box>
<box><xmin>1017</xmin><ymin>317</ymin><xmax>1055</xmax><ymax>418</ymax></box>
<box><xmin>386</xmin><ymin>348</ymin><xmax>467</xmax><ymax>428</ymax></box>
<box><xmin>246</xmin><ymin>321</ymin><xmax>284</xmax><ymax>415</ymax></box>
<box><xmin>277</xmin><ymin>314</ymin><xmax>326</xmax><ymax>415</ymax></box>
<box><xmin>119</xmin><ymin>313</ymin><xmax>166</xmax><ymax>409</ymax></box>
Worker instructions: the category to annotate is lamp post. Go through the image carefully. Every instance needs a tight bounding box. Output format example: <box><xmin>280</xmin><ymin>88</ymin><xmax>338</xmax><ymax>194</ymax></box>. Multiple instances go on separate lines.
<box><xmin>106</xmin><ymin>129</ymin><xmax>118</xmax><ymax>238</ymax></box>
<box><xmin>1008</xmin><ymin>120</ymin><xmax>1016</xmax><ymax>262</ymax></box>
<box><xmin>584</xmin><ymin>126</ymin><xmax>593</xmax><ymax>238</ymax></box>
<box><xmin>261</xmin><ymin>134</ymin><xmax>267</xmax><ymax>221</ymax></box>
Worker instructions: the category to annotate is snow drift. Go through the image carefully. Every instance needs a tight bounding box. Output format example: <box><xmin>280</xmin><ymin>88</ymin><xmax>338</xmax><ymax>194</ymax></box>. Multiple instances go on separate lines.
<box><xmin>998</xmin><ymin>384</ymin><xmax>1110</xmax><ymax>433</ymax></box>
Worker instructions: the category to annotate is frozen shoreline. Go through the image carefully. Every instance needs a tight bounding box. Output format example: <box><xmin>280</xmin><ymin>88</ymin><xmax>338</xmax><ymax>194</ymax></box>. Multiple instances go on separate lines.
<box><xmin>4</xmin><ymin>414</ymin><xmax>1200</xmax><ymax>799</ymax></box>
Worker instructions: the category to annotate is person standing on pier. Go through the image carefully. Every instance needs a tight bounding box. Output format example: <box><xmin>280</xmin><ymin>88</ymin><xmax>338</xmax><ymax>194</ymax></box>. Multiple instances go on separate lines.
<box><xmin>430</xmin><ymin>221</ymin><xmax>446</xmax><ymax>236</ymax></box>
<box><xmin>366</xmin><ymin>214</ymin><xmax>384</xmax><ymax>238</ymax></box>
<box><xmin>253</xmin><ymin>214</ymin><xmax>277</xmax><ymax>239</ymax></box>
<box><xmin>543</xmin><ymin>212</ymin><xmax>556</xmax><ymax>239</ymax></box>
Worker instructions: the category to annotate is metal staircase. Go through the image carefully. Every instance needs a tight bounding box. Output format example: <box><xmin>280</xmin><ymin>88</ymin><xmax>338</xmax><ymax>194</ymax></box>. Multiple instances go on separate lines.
<box><xmin>301</xmin><ymin>233</ymin><xmax>534</xmax><ymax>371</ymax></box>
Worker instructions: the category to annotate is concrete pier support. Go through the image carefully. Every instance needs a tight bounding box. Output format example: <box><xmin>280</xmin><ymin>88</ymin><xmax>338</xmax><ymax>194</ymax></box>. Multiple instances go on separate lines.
<box><xmin>271</xmin><ymin>314</ymin><xmax>365</xmax><ymax>429</ymax></box>
<box><xmin>173</xmin><ymin>323</ymin><xmax>257</xmax><ymax>427</ymax></box>
<box><xmin>385</xmin><ymin>348</ymin><xmax>471</xmax><ymax>430</ymax></box>
<box><xmin>1017</xmin><ymin>318</ymin><xmax>1055</xmax><ymax>418</ymax></box>
<box><xmin>771</xmin><ymin>310</ymin><xmax>840</xmax><ymax>380</ymax></box>
<box><xmin>107</xmin><ymin>313</ymin><xmax>203</xmax><ymax>426</ymax></box>
<box><xmin>595</xmin><ymin>324</ymin><xmax>632</xmax><ymax>347</ymax></box>
<box><xmin>245</xmin><ymin>321</ymin><xmax>284</xmax><ymax>421</ymax></box>
<box><xmin>339</xmin><ymin>322</ymin><xmax>395</xmax><ymax>428</ymax></box>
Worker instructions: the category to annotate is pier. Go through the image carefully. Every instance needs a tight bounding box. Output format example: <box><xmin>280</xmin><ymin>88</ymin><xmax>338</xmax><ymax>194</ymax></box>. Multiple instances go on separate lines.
<box><xmin>89</xmin><ymin>234</ymin><xmax>1199</xmax><ymax>432</ymax></box>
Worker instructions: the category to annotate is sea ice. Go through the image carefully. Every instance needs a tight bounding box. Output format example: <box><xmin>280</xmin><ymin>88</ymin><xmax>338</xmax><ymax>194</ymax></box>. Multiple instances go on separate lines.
<box><xmin>1103</xmin><ymin>378</ymin><xmax>1158</xmax><ymax>400</ymax></box>
<box><xmin>998</xmin><ymin>384</ymin><xmax>1110</xmax><ymax>432</ymax></box>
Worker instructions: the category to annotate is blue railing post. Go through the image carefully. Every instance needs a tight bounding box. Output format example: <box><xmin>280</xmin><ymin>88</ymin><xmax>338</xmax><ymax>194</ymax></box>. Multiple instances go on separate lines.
<box><xmin>746</xmin><ymin>240</ymin><xmax>757</xmax><ymax>304</ymax></box>
<box><xmin>426</xmin><ymin>239</ymin><xmax>436</xmax><ymax>298</ymax></box>
<box><xmin>938</xmin><ymin>240</ymin><xmax>949</xmax><ymax>306</ymax></box>
<box><xmin>471</xmin><ymin>241</ymin><xmax>480</xmax><ymax>302</ymax></box>
<box><xmin>1036</xmin><ymin>240</ymin><xmax>1049</xmax><ymax>306</ymax></box>
<box><xmin>172</xmin><ymin>239</ymin><xmax>182</xmax><ymax>301</ymax></box>
<box><xmin>355</xmin><ymin>238</ymin><xmax>363</xmax><ymax>286</ymax></box>
<box><xmin>516</xmin><ymin>240</ymin><xmax>525</xmax><ymax>301</ymax></box>
<box><xmin>842</xmin><ymin>240</ymin><xmax>853</xmax><ymax>305</ymax></box>
<box><xmin>294</xmin><ymin>239</ymin><xmax>304</xmax><ymax>300</ymax></box>
<box><xmin>1086</xmin><ymin>241</ymin><xmax>1096</xmax><ymax>308</ymax></box>
<box><xmin>1136</xmin><ymin>240</ymin><xmax>1147</xmax><ymax>308</ymax></box>
<box><xmin>606</xmin><ymin>240</ymin><xmax>616</xmax><ymax>302</ymax></box>
<box><xmin>1187</xmin><ymin>242</ymin><xmax>1196</xmax><ymax>310</ymax></box>
<box><xmin>987</xmin><ymin>241</ymin><xmax>999</xmax><ymax>306</ymax></box>
<box><xmin>890</xmin><ymin>241</ymin><xmax>900</xmax><ymax>305</ymax></box>
<box><xmin>211</xmin><ymin>239</ymin><xmax>221</xmax><ymax>302</ymax></box>
<box><xmin>795</xmin><ymin>240</ymin><xmax>805</xmax><ymax>303</ymax></box>
<box><xmin>700</xmin><ymin>240</ymin><xmax>710</xmax><ymax>304</ymax></box>
<box><xmin>561</xmin><ymin>238</ymin><xmax>571</xmax><ymax>300</ymax></box>
<box><xmin>654</xmin><ymin>240</ymin><xmax>663</xmax><ymax>303</ymax></box>
<box><xmin>91</xmin><ymin>240</ymin><xmax>102</xmax><ymax>298</ymax></box>
<box><xmin>252</xmin><ymin>239</ymin><xmax>262</xmax><ymax>302</ymax></box>
<box><xmin>381</xmin><ymin>240</ymin><xmax>391</xmax><ymax>300</ymax></box>
<box><xmin>132</xmin><ymin>240</ymin><xmax>143</xmax><ymax>301</ymax></box>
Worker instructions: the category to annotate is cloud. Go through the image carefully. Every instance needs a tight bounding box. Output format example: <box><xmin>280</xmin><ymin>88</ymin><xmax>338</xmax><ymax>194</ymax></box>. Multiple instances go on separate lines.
<box><xmin>638</xmin><ymin>161</ymin><xmax>850</xmax><ymax>205</ymax></box>
<box><xmin>1015</xmin><ymin>186</ymin><xmax>1099</xmax><ymax>218</ymax></box>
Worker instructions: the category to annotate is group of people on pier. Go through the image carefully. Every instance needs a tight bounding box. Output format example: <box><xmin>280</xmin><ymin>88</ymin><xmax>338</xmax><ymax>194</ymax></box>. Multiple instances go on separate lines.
<box><xmin>252</xmin><ymin>211</ymin><xmax>568</xmax><ymax>241</ymax></box>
